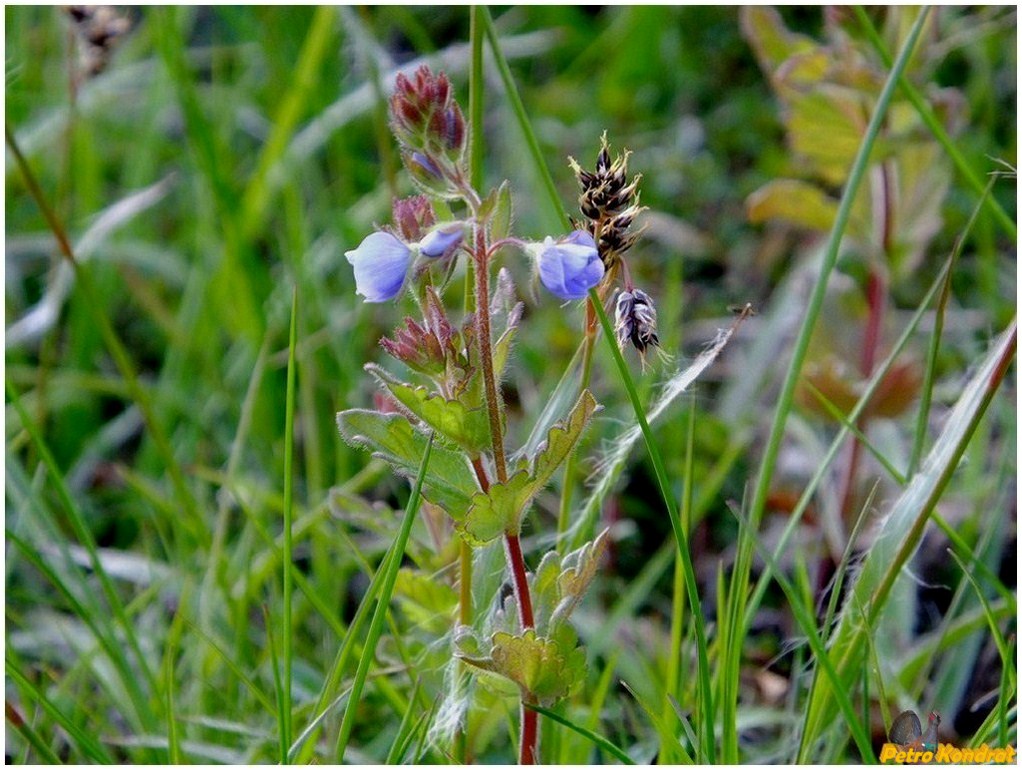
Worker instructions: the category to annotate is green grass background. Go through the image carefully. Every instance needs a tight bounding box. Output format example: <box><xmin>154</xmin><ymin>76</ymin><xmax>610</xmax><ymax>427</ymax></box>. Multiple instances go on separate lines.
<box><xmin>5</xmin><ymin>6</ymin><xmax>1017</xmax><ymax>764</ymax></box>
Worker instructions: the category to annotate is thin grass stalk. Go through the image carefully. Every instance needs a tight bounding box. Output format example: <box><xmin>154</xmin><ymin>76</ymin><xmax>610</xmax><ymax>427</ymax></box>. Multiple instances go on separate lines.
<box><xmin>5</xmin><ymin>660</ymin><xmax>114</xmax><ymax>763</ymax></box>
<box><xmin>479</xmin><ymin>7</ymin><xmax>570</xmax><ymax>233</ymax></box>
<box><xmin>239</xmin><ymin>5</ymin><xmax>336</xmax><ymax>237</ymax></box>
<box><xmin>589</xmin><ymin>291</ymin><xmax>716</xmax><ymax>763</ymax></box>
<box><xmin>525</xmin><ymin>704</ymin><xmax>636</xmax><ymax>765</ymax></box>
<box><xmin>480</xmin><ymin>6</ymin><xmax>715</xmax><ymax>758</ymax></box>
<box><xmin>798</xmin><ymin>320</ymin><xmax>1015</xmax><ymax>758</ymax></box>
<box><xmin>5</xmin><ymin>701</ymin><xmax>62</xmax><ymax>765</ymax></box>
<box><xmin>5</xmin><ymin>384</ymin><xmax>159</xmax><ymax>720</ymax></box>
<box><xmin>264</xmin><ymin>604</ymin><xmax>288</xmax><ymax>764</ymax></box>
<box><xmin>910</xmin><ymin>179</ymin><xmax>996</xmax><ymax>477</ymax></box>
<box><xmin>150</xmin><ymin>7</ymin><xmax>261</xmax><ymax>340</ymax></box>
<box><xmin>4</xmin><ymin>527</ymin><xmax>154</xmax><ymax>737</ymax></box>
<box><xmin>291</xmin><ymin>543</ymin><xmax>394</xmax><ymax>762</ymax></box>
<box><xmin>335</xmin><ymin>434</ymin><xmax>435</xmax><ymax>762</ymax></box>
<box><xmin>729</xmin><ymin>514</ymin><xmax>878</xmax><ymax>762</ymax></box>
<box><xmin>281</xmin><ymin>288</ymin><xmax>299</xmax><ymax>759</ymax></box>
<box><xmin>744</xmin><ymin>2</ymin><xmax>931</xmax><ymax>599</ymax></box>
<box><xmin>743</xmin><ymin>170</ymin><xmax>996</xmax><ymax>639</ymax></box>
<box><xmin>664</xmin><ymin>403</ymin><xmax>694</xmax><ymax>719</ymax></box>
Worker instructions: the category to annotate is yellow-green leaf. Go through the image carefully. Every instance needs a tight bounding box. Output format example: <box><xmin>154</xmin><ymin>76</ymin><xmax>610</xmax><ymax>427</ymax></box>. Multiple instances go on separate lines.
<box><xmin>747</xmin><ymin>179</ymin><xmax>838</xmax><ymax>231</ymax></box>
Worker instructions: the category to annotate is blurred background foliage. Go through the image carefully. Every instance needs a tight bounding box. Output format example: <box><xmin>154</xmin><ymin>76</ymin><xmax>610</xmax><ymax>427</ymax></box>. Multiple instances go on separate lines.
<box><xmin>5</xmin><ymin>5</ymin><xmax>1016</xmax><ymax>763</ymax></box>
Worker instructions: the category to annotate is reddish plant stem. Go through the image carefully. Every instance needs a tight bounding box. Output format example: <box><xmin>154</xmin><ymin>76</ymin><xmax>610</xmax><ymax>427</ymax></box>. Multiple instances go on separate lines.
<box><xmin>838</xmin><ymin>163</ymin><xmax>891</xmax><ymax>522</ymax></box>
<box><xmin>470</xmin><ymin>222</ymin><xmax>538</xmax><ymax>764</ymax></box>
<box><xmin>504</xmin><ymin>534</ymin><xmax>536</xmax><ymax>629</ymax></box>
<box><xmin>519</xmin><ymin>706</ymin><xmax>539</xmax><ymax>764</ymax></box>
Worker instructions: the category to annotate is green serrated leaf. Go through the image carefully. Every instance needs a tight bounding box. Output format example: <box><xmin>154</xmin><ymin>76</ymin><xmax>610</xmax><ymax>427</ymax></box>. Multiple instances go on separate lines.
<box><xmin>487</xmin><ymin>629</ymin><xmax>586</xmax><ymax>706</ymax></box>
<box><xmin>552</xmin><ymin>528</ymin><xmax>609</xmax><ymax>626</ymax></box>
<box><xmin>367</xmin><ymin>364</ymin><xmax>491</xmax><ymax>455</ymax></box>
<box><xmin>455</xmin><ymin>471</ymin><xmax>532</xmax><ymax>545</ymax></box>
<box><xmin>529</xmin><ymin>389</ymin><xmax>599</xmax><ymax>484</ymax></box>
<box><xmin>531</xmin><ymin>529</ymin><xmax>609</xmax><ymax>634</ymax></box>
<box><xmin>336</xmin><ymin>409</ymin><xmax>476</xmax><ymax>512</ymax></box>
<box><xmin>490</xmin><ymin>181</ymin><xmax>513</xmax><ymax>241</ymax></box>
<box><xmin>455</xmin><ymin>390</ymin><xmax>599</xmax><ymax>544</ymax></box>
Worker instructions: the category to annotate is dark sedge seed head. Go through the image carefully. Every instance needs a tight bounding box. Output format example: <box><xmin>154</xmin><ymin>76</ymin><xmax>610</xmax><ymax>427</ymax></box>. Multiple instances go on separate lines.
<box><xmin>615</xmin><ymin>288</ymin><xmax>660</xmax><ymax>356</ymax></box>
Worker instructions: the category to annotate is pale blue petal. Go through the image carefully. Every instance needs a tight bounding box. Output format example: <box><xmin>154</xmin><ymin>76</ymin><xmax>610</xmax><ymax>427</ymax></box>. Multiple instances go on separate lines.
<box><xmin>345</xmin><ymin>231</ymin><xmax>412</xmax><ymax>302</ymax></box>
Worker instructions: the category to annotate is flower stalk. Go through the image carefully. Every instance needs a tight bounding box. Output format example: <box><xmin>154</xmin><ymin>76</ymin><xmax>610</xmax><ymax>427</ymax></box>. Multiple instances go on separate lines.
<box><xmin>470</xmin><ymin>217</ymin><xmax>539</xmax><ymax>764</ymax></box>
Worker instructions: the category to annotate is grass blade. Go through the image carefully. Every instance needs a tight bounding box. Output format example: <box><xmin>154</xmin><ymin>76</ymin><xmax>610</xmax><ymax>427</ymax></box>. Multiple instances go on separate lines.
<box><xmin>732</xmin><ymin>11</ymin><xmax>932</xmax><ymax>747</ymax></box>
<box><xmin>5</xmin><ymin>124</ymin><xmax>207</xmax><ymax>548</ymax></box>
<box><xmin>5</xmin><ymin>659</ymin><xmax>114</xmax><ymax>764</ymax></box>
<box><xmin>281</xmin><ymin>287</ymin><xmax>299</xmax><ymax>758</ymax></box>
<box><xmin>910</xmin><ymin>179</ymin><xmax>995</xmax><ymax>477</ymax></box>
<box><xmin>799</xmin><ymin>319</ymin><xmax>1015</xmax><ymax>758</ymax></box>
<box><xmin>239</xmin><ymin>7</ymin><xmax>336</xmax><ymax>239</ymax></box>
<box><xmin>335</xmin><ymin>433</ymin><xmax>435</xmax><ymax>761</ymax></box>
<box><xmin>5</xmin><ymin>382</ymin><xmax>158</xmax><ymax>727</ymax></box>
<box><xmin>526</xmin><ymin>703</ymin><xmax>636</xmax><ymax>765</ymax></box>
<box><xmin>5</xmin><ymin>701</ymin><xmax>62</xmax><ymax>765</ymax></box>
<box><xmin>620</xmin><ymin>681</ymin><xmax>693</xmax><ymax>764</ymax></box>
<box><xmin>385</xmin><ymin>679</ymin><xmax>423</xmax><ymax>764</ymax></box>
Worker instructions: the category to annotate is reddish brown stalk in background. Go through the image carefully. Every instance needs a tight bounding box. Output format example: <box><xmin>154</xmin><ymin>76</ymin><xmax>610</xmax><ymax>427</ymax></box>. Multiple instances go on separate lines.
<box><xmin>837</xmin><ymin>161</ymin><xmax>892</xmax><ymax>523</ymax></box>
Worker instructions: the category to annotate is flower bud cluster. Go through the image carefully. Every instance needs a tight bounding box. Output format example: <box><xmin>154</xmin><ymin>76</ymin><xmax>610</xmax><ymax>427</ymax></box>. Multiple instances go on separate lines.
<box><xmin>390</xmin><ymin>66</ymin><xmax>468</xmax><ymax>199</ymax></box>
<box><xmin>379</xmin><ymin>287</ymin><xmax>467</xmax><ymax>381</ymax></box>
<box><xmin>569</xmin><ymin>132</ymin><xmax>646</xmax><ymax>271</ymax></box>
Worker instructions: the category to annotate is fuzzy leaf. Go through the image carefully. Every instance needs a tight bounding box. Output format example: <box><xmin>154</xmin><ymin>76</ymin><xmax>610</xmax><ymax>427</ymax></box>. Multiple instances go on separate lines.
<box><xmin>490</xmin><ymin>181</ymin><xmax>513</xmax><ymax>242</ymax></box>
<box><xmin>533</xmin><ymin>529</ymin><xmax>609</xmax><ymax>634</ymax></box>
<box><xmin>368</xmin><ymin>364</ymin><xmax>491</xmax><ymax>455</ymax></box>
<box><xmin>336</xmin><ymin>409</ymin><xmax>476</xmax><ymax>512</ymax></box>
<box><xmin>552</xmin><ymin>528</ymin><xmax>609</xmax><ymax>626</ymax></box>
<box><xmin>476</xmin><ymin>185</ymin><xmax>498</xmax><ymax>222</ymax></box>
<box><xmin>455</xmin><ymin>390</ymin><xmax>600</xmax><ymax>544</ymax></box>
<box><xmin>476</xmin><ymin>629</ymin><xmax>586</xmax><ymax>706</ymax></box>
<box><xmin>492</xmin><ymin>305</ymin><xmax>523</xmax><ymax>381</ymax></box>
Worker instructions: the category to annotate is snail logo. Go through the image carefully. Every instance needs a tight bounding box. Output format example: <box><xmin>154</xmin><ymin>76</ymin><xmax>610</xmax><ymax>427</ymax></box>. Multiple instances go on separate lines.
<box><xmin>890</xmin><ymin>710</ymin><xmax>941</xmax><ymax>753</ymax></box>
<box><xmin>879</xmin><ymin>709</ymin><xmax>1017</xmax><ymax>764</ymax></box>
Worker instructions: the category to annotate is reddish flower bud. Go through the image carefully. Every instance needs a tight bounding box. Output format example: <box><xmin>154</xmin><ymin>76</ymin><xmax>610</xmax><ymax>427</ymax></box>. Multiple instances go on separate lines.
<box><xmin>392</xmin><ymin>195</ymin><xmax>435</xmax><ymax>242</ymax></box>
<box><xmin>435</xmin><ymin>73</ymin><xmax>451</xmax><ymax>105</ymax></box>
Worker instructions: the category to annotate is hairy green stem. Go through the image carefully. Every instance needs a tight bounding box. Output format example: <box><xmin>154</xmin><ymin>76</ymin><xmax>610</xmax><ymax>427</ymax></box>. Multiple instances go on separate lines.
<box><xmin>471</xmin><ymin>218</ymin><xmax>538</xmax><ymax>764</ymax></box>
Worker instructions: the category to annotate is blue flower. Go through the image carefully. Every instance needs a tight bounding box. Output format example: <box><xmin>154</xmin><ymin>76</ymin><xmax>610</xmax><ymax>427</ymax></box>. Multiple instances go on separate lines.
<box><xmin>345</xmin><ymin>231</ymin><xmax>412</xmax><ymax>302</ymax></box>
<box><xmin>418</xmin><ymin>223</ymin><xmax>464</xmax><ymax>258</ymax></box>
<box><xmin>536</xmin><ymin>230</ymin><xmax>604</xmax><ymax>300</ymax></box>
